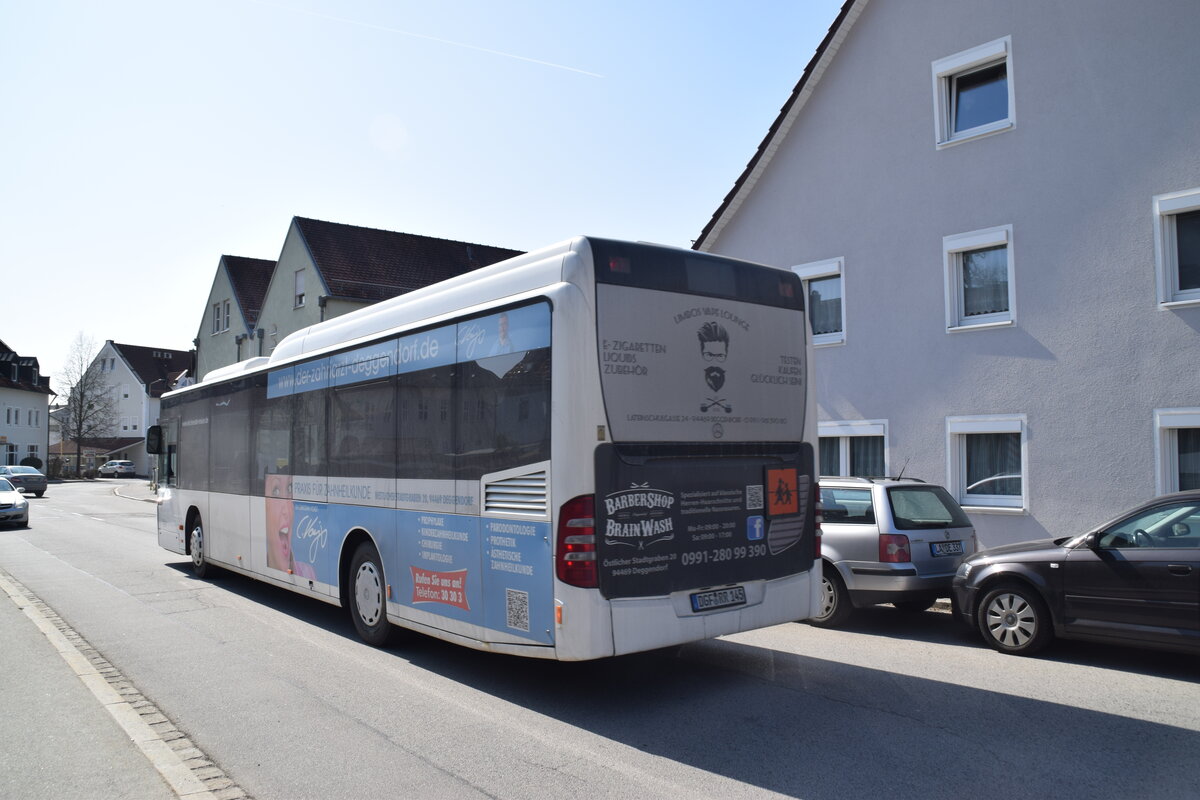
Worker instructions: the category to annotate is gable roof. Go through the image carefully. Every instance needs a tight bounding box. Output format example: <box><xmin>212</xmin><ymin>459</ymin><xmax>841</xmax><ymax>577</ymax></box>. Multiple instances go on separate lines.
<box><xmin>694</xmin><ymin>0</ymin><xmax>863</xmax><ymax>251</ymax></box>
<box><xmin>293</xmin><ymin>217</ymin><xmax>524</xmax><ymax>303</ymax></box>
<box><xmin>109</xmin><ymin>343</ymin><xmax>193</xmax><ymax>397</ymax></box>
<box><xmin>222</xmin><ymin>255</ymin><xmax>275</xmax><ymax>330</ymax></box>
<box><xmin>0</xmin><ymin>339</ymin><xmax>53</xmax><ymax>395</ymax></box>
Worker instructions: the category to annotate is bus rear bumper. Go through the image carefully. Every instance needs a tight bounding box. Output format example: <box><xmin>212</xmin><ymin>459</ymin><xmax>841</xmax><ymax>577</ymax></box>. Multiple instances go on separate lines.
<box><xmin>609</xmin><ymin>572</ymin><xmax>813</xmax><ymax>656</ymax></box>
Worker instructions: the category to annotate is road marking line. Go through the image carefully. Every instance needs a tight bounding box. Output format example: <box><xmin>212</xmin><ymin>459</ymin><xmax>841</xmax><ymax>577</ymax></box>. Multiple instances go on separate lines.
<box><xmin>0</xmin><ymin>571</ymin><xmax>220</xmax><ymax>800</ymax></box>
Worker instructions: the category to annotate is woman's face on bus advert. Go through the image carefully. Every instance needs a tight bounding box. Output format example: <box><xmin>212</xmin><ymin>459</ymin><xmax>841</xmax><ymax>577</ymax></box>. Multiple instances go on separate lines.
<box><xmin>264</xmin><ymin>474</ymin><xmax>293</xmax><ymax>571</ymax></box>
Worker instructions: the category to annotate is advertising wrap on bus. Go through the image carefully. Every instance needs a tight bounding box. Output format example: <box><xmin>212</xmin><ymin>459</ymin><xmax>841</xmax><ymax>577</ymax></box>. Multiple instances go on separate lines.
<box><xmin>594</xmin><ymin>444</ymin><xmax>815</xmax><ymax>599</ymax></box>
<box><xmin>592</xmin><ymin>245</ymin><xmax>815</xmax><ymax>601</ymax></box>
<box><xmin>595</xmin><ymin>285</ymin><xmax>806</xmax><ymax>443</ymax></box>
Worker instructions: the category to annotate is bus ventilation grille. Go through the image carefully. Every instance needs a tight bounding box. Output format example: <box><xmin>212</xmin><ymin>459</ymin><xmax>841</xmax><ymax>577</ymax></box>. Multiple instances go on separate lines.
<box><xmin>484</xmin><ymin>471</ymin><xmax>548</xmax><ymax>516</ymax></box>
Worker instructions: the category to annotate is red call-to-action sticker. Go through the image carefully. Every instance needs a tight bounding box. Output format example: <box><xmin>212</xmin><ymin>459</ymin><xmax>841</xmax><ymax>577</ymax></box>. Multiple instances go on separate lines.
<box><xmin>410</xmin><ymin>567</ymin><xmax>470</xmax><ymax>610</ymax></box>
<box><xmin>765</xmin><ymin>467</ymin><xmax>800</xmax><ymax>516</ymax></box>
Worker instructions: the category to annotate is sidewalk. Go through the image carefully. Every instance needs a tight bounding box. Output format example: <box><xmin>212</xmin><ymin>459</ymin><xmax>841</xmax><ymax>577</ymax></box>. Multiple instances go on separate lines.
<box><xmin>112</xmin><ymin>480</ymin><xmax>161</xmax><ymax>504</ymax></box>
<box><xmin>0</xmin><ymin>574</ymin><xmax>181</xmax><ymax>800</ymax></box>
<box><xmin>1</xmin><ymin>484</ymin><xmax>236</xmax><ymax>800</ymax></box>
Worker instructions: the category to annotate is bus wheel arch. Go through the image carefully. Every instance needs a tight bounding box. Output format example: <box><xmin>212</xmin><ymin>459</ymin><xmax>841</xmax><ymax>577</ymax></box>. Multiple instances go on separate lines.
<box><xmin>339</xmin><ymin>529</ymin><xmax>395</xmax><ymax>647</ymax></box>
<box><xmin>184</xmin><ymin>506</ymin><xmax>214</xmax><ymax>579</ymax></box>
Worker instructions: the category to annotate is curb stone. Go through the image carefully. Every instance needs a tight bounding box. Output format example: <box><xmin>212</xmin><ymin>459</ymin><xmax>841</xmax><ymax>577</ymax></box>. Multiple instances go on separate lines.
<box><xmin>0</xmin><ymin>570</ymin><xmax>252</xmax><ymax>800</ymax></box>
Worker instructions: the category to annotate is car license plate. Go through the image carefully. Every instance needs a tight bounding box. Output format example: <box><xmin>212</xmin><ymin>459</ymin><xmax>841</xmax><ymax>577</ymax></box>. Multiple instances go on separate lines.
<box><xmin>690</xmin><ymin>586</ymin><xmax>747</xmax><ymax>613</ymax></box>
<box><xmin>930</xmin><ymin>541</ymin><xmax>964</xmax><ymax>557</ymax></box>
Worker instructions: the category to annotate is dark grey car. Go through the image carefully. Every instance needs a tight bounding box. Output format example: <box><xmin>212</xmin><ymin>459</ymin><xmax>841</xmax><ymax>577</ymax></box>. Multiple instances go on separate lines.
<box><xmin>953</xmin><ymin>490</ymin><xmax>1200</xmax><ymax>656</ymax></box>
<box><xmin>0</xmin><ymin>465</ymin><xmax>46</xmax><ymax>497</ymax></box>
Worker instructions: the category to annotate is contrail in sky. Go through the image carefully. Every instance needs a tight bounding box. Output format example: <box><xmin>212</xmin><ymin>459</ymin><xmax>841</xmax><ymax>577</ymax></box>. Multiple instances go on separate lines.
<box><xmin>248</xmin><ymin>0</ymin><xmax>604</xmax><ymax>78</ymax></box>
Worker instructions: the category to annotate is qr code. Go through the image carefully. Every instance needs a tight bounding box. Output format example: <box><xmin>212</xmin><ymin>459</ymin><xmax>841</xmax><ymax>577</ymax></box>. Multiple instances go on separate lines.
<box><xmin>506</xmin><ymin>588</ymin><xmax>530</xmax><ymax>632</ymax></box>
<box><xmin>746</xmin><ymin>484</ymin><xmax>764</xmax><ymax>511</ymax></box>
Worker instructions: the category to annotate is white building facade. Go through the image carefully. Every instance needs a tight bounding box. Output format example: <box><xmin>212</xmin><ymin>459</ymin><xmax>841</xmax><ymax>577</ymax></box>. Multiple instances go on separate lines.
<box><xmin>0</xmin><ymin>342</ymin><xmax>52</xmax><ymax>467</ymax></box>
<box><xmin>697</xmin><ymin>0</ymin><xmax>1200</xmax><ymax>546</ymax></box>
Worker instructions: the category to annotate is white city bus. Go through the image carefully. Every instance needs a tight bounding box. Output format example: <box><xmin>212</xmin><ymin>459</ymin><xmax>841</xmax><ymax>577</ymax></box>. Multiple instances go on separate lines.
<box><xmin>149</xmin><ymin>236</ymin><xmax>818</xmax><ymax>660</ymax></box>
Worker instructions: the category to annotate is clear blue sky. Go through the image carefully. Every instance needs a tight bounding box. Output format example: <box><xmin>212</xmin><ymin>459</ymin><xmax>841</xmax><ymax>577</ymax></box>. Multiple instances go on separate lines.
<box><xmin>0</xmin><ymin>0</ymin><xmax>843</xmax><ymax>381</ymax></box>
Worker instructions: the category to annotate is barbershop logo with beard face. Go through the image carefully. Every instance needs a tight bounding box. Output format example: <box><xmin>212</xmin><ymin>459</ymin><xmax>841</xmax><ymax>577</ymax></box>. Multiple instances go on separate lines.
<box><xmin>603</xmin><ymin>483</ymin><xmax>677</xmax><ymax>549</ymax></box>
<box><xmin>698</xmin><ymin>321</ymin><xmax>732</xmax><ymax>414</ymax></box>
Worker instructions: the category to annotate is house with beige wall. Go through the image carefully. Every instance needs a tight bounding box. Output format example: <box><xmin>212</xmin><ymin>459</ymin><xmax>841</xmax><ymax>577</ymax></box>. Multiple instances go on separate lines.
<box><xmin>197</xmin><ymin>217</ymin><xmax>523</xmax><ymax>378</ymax></box>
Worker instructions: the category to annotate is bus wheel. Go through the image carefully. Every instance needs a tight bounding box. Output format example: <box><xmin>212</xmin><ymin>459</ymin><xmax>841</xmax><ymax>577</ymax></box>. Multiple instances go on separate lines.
<box><xmin>189</xmin><ymin>518</ymin><xmax>214</xmax><ymax>579</ymax></box>
<box><xmin>349</xmin><ymin>541</ymin><xmax>393</xmax><ymax>647</ymax></box>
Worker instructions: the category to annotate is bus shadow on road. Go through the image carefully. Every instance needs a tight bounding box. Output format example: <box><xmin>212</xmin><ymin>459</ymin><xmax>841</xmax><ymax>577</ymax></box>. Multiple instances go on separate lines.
<box><xmin>170</xmin><ymin>562</ymin><xmax>1199</xmax><ymax>800</ymax></box>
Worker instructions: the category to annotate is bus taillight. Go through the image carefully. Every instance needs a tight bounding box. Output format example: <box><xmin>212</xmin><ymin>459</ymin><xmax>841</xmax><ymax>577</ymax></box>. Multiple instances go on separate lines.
<box><xmin>556</xmin><ymin>495</ymin><xmax>597</xmax><ymax>588</ymax></box>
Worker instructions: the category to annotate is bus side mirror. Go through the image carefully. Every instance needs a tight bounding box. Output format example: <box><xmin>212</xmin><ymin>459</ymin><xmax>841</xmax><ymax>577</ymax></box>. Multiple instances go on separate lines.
<box><xmin>146</xmin><ymin>425</ymin><xmax>163</xmax><ymax>455</ymax></box>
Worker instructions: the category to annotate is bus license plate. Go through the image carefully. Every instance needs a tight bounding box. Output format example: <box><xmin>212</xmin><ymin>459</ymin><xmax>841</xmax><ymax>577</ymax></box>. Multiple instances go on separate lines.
<box><xmin>931</xmin><ymin>541</ymin><xmax>964</xmax><ymax>557</ymax></box>
<box><xmin>690</xmin><ymin>586</ymin><xmax>747</xmax><ymax>613</ymax></box>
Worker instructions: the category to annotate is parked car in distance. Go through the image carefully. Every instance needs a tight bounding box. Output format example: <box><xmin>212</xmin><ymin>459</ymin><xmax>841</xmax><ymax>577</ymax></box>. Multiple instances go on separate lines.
<box><xmin>810</xmin><ymin>477</ymin><xmax>977</xmax><ymax>627</ymax></box>
<box><xmin>953</xmin><ymin>490</ymin><xmax>1200</xmax><ymax>657</ymax></box>
<box><xmin>0</xmin><ymin>465</ymin><xmax>47</xmax><ymax>497</ymax></box>
<box><xmin>98</xmin><ymin>460</ymin><xmax>137</xmax><ymax>478</ymax></box>
<box><xmin>0</xmin><ymin>477</ymin><xmax>30</xmax><ymax>527</ymax></box>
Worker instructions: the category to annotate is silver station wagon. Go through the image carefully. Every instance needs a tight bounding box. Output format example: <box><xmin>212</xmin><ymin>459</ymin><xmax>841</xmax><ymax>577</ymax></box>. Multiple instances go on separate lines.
<box><xmin>810</xmin><ymin>477</ymin><xmax>977</xmax><ymax>627</ymax></box>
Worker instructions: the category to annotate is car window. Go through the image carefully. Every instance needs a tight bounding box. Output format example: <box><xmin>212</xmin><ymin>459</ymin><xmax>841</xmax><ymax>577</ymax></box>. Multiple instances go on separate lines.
<box><xmin>1098</xmin><ymin>502</ymin><xmax>1200</xmax><ymax>548</ymax></box>
<box><xmin>888</xmin><ymin>486</ymin><xmax>972</xmax><ymax>530</ymax></box>
<box><xmin>819</xmin><ymin>488</ymin><xmax>874</xmax><ymax>523</ymax></box>
<box><xmin>0</xmin><ymin>479</ymin><xmax>13</xmax><ymax>491</ymax></box>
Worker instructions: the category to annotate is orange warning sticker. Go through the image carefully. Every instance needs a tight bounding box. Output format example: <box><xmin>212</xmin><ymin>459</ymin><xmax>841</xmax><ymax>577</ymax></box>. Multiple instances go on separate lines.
<box><xmin>766</xmin><ymin>467</ymin><xmax>800</xmax><ymax>516</ymax></box>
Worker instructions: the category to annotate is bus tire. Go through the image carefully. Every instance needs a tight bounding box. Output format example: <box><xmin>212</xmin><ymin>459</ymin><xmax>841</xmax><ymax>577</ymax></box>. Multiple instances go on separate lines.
<box><xmin>349</xmin><ymin>541</ymin><xmax>393</xmax><ymax>647</ymax></box>
<box><xmin>189</xmin><ymin>517</ymin><xmax>216</xmax><ymax>579</ymax></box>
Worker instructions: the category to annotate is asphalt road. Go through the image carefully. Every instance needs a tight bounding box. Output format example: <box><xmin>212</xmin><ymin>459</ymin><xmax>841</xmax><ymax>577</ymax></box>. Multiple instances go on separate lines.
<box><xmin>2</xmin><ymin>482</ymin><xmax>1197</xmax><ymax>800</ymax></box>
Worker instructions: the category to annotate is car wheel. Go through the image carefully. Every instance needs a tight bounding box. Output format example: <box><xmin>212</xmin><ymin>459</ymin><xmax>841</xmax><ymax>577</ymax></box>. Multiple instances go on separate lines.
<box><xmin>189</xmin><ymin>518</ymin><xmax>215</xmax><ymax>579</ymax></box>
<box><xmin>807</xmin><ymin>564</ymin><xmax>854</xmax><ymax>628</ymax></box>
<box><xmin>893</xmin><ymin>597</ymin><xmax>936</xmax><ymax>613</ymax></box>
<box><xmin>976</xmin><ymin>582</ymin><xmax>1052</xmax><ymax>656</ymax></box>
<box><xmin>35</xmin><ymin>491</ymin><xmax>44</xmax><ymax>498</ymax></box>
<box><xmin>349</xmin><ymin>541</ymin><xmax>394</xmax><ymax>646</ymax></box>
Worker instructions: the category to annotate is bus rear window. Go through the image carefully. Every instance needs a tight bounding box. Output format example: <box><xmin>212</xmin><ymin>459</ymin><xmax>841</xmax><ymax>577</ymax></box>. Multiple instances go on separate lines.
<box><xmin>591</xmin><ymin>238</ymin><xmax>801</xmax><ymax>310</ymax></box>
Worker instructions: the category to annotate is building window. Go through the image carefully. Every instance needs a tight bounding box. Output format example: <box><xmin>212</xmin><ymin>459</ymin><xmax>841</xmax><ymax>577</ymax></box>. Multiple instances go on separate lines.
<box><xmin>1153</xmin><ymin>187</ymin><xmax>1200</xmax><ymax>308</ymax></box>
<box><xmin>944</xmin><ymin>225</ymin><xmax>1014</xmax><ymax>331</ymax></box>
<box><xmin>1154</xmin><ymin>409</ymin><xmax>1200</xmax><ymax>493</ymax></box>
<box><xmin>295</xmin><ymin>270</ymin><xmax>306</xmax><ymax>307</ymax></box>
<box><xmin>932</xmin><ymin>36</ymin><xmax>1014</xmax><ymax>148</ymax></box>
<box><xmin>947</xmin><ymin>414</ymin><xmax>1027</xmax><ymax>511</ymax></box>
<box><xmin>223</xmin><ymin>299</ymin><xmax>231</xmax><ymax>331</ymax></box>
<box><xmin>819</xmin><ymin>420</ymin><xmax>887</xmax><ymax>477</ymax></box>
<box><xmin>792</xmin><ymin>257</ymin><xmax>845</xmax><ymax>346</ymax></box>
<box><xmin>211</xmin><ymin>303</ymin><xmax>221</xmax><ymax>335</ymax></box>
<box><xmin>27</xmin><ymin>445</ymin><xmax>38</xmax><ymax>460</ymax></box>
<box><xmin>5</xmin><ymin>444</ymin><xmax>16</xmax><ymax>465</ymax></box>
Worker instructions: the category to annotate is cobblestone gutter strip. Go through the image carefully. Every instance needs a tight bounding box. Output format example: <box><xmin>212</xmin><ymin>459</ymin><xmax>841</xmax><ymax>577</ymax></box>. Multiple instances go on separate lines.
<box><xmin>0</xmin><ymin>569</ymin><xmax>252</xmax><ymax>800</ymax></box>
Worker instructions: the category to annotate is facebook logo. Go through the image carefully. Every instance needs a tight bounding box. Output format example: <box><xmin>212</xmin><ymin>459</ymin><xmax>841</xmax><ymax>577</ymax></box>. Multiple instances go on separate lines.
<box><xmin>747</xmin><ymin>516</ymin><xmax>765</xmax><ymax>541</ymax></box>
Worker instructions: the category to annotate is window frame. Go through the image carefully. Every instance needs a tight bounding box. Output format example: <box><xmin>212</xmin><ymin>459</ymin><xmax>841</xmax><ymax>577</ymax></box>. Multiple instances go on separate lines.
<box><xmin>1153</xmin><ymin>187</ymin><xmax>1200</xmax><ymax>308</ymax></box>
<box><xmin>1154</xmin><ymin>408</ymin><xmax>1200</xmax><ymax>494</ymax></box>
<box><xmin>946</xmin><ymin>414</ymin><xmax>1028</xmax><ymax>513</ymax></box>
<box><xmin>932</xmin><ymin>36</ymin><xmax>1015</xmax><ymax>149</ymax></box>
<box><xmin>944</xmin><ymin>225</ymin><xmax>1015</xmax><ymax>332</ymax></box>
<box><xmin>792</xmin><ymin>257</ymin><xmax>845</xmax><ymax>347</ymax></box>
<box><xmin>818</xmin><ymin>419</ymin><xmax>888</xmax><ymax>477</ymax></box>
<box><xmin>223</xmin><ymin>299</ymin><xmax>231</xmax><ymax>331</ymax></box>
<box><xmin>294</xmin><ymin>269</ymin><xmax>307</xmax><ymax>308</ymax></box>
<box><xmin>211</xmin><ymin>303</ymin><xmax>221</xmax><ymax>335</ymax></box>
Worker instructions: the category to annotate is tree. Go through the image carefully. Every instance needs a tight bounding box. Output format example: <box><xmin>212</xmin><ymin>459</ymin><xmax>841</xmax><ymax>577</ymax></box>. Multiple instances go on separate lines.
<box><xmin>59</xmin><ymin>334</ymin><xmax>117</xmax><ymax>477</ymax></box>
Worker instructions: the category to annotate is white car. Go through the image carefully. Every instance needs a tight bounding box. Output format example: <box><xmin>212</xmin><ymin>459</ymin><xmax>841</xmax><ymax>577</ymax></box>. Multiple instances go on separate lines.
<box><xmin>99</xmin><ymin>460</ymin><xmax>137</xmax><ymax>478</ymax></box>
<box><xmin>0</xmin><ymin>478</ymin><xmax>30</xmax><ymax>528</ymax></box>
